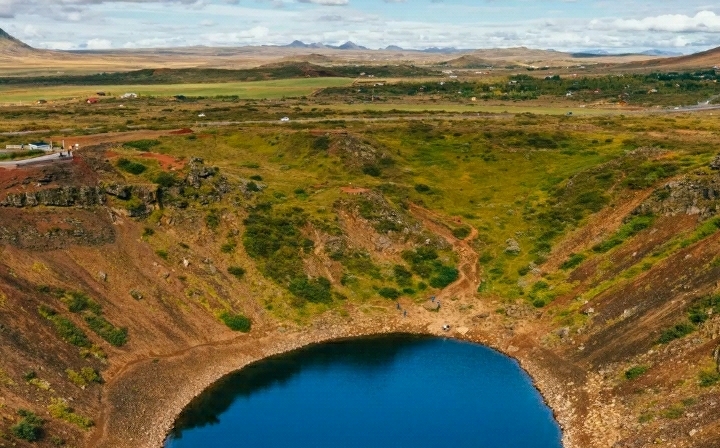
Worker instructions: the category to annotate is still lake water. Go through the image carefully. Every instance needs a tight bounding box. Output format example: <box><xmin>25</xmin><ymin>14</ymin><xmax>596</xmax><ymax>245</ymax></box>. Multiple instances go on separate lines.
<box><xmin>166</xmin><ymin>335</ymin><xmax>562</xmax><ymax>448</ymax></box>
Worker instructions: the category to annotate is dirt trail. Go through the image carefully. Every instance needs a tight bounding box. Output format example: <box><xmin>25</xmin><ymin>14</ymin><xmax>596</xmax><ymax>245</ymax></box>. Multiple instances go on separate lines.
<box><xmin>408</xmin><ymin>203</ymin><xmax>481</xmax><ymax>301</ymax></box>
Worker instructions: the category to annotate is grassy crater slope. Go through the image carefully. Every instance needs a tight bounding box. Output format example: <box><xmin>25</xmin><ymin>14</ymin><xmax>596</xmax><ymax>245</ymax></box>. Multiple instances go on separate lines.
<box><xmin>0</xmin><ymin>110</ymin><xmax>720</xmax><ymax>447</ymax></box>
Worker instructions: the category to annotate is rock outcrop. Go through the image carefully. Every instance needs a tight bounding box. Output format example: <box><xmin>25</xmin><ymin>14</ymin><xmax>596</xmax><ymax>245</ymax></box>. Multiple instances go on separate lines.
<box><xmin>0</xmin><ymin>186</ymin><xmax>106</xmax><ymax>207</ymax></box>
<box><xmin>633</xmin><ymin>173</ymin><xmax>720</xmax><ymax>219</ymax></box>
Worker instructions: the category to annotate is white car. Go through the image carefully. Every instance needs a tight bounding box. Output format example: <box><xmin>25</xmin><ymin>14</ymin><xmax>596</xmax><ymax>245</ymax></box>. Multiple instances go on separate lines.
<box><xmin>280</xmin><ymin>117</ymin><xmax>290</xmax><ymax>122</ymax></box>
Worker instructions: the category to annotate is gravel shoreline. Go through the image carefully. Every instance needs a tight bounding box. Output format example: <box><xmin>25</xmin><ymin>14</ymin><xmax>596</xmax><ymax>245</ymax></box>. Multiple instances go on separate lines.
<box><xmin>91</xmin><ymin>311</ymin><xmax>584</xmax><ymax>448</ymax></box>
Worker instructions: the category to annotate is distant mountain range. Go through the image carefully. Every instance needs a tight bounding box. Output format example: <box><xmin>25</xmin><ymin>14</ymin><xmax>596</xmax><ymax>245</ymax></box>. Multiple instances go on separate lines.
<box><xmin>282</xmin><ymin>40</ymin><xmax>465</xmax><ymax>54</ymax></box>
<box><xmin>571</xmin><ymin>49</ymin><xmax>684</xmax><ymax>57</ymax></box>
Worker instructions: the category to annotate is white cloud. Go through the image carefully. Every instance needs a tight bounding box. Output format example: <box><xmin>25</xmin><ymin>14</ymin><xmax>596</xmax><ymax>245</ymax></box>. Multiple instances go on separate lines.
<box><xmin>297</xmin><ymin>0</ymin><xmax>348</xmax><ymax>5</ymax></box>
<box><xmin>594</xmin><ymin>10</ymin><xmax>720</xmax><ymax>33</ymax></box>
<box><xmin>86</xmin><ymin>38</ymin><xmax>112</xmax><ymax>49</ymax></box>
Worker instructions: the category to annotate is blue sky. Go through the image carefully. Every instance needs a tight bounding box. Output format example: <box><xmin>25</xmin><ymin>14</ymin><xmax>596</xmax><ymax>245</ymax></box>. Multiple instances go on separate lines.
<box><xmin>1</xmin><ymin>0</ymin><xmax>720</xmax><ymax>53</ymax></box>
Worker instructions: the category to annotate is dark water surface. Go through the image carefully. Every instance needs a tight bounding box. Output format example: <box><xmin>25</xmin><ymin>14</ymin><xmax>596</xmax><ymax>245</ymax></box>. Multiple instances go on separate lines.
<box><xmin>166</xmin><ymin>335</ymin><xmax>562</xmax><ymax>448</ymax></box>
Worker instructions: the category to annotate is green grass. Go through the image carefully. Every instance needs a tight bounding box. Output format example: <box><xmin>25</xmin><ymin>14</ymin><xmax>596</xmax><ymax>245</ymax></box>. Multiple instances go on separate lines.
<box><xmin>0</xmin><ymin>78</ymin><xmax>354</xmax><ymax>103</ymax></box>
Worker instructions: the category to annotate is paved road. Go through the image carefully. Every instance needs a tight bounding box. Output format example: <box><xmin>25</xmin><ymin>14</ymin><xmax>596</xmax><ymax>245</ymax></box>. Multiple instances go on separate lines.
<box><xmin>0</xmin><ymin>152</ymin><xmax>73</xmax><ymax>169</ymax></box>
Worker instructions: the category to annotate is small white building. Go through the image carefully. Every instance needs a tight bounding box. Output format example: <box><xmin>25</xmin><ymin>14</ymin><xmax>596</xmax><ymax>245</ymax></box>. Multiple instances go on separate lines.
<box><xmin>120</xmin><ymin>93</ymin><xmax>138</xmax><ymax>99</ymax></box>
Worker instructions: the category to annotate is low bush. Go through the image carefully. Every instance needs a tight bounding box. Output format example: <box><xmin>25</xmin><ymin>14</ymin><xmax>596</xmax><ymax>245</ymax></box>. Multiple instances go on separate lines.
<box><xmin>62</xmin><ymin>291</ymin><xmax>101</xmax><ymax>314</ymax></box>
<box><xmin>625</xmin><ymin>365</ymin><xmax>649</xmax><ymax>380</ymax></box>
<box><xmin>288</xmin><ymin>277</ymin><xmax>332</xmax><ymax>304</ymax></box>
<box><xmin>48</xmin><ymin>398</ymin><xmax>94</xmax><ymax>430</ymax></box>
<box><xmin>116</xmin><ymin>158</ymin><xmax>147</xmax><ymax>175</ymax></box>
<box><xmin>699</xmin><ymin>370</ymin><xmax>720</xmax><ymax>387</ymax></box>
<box><xmin>429</xmin><ymin>266</ymin><xmax>459</xmax><ymax>288</ymax></box>
<box><xmin>362</xmin><ymin>164</ymin><xmax>381</xmax><ymax>177</ymax></box>
<box><xmin>205</xmin><ymin>210</ymin><xmax>221</xmax><ymax>229</ymax></box>
<box><xmin>38</xmin><ymin>306</ymin><xmax>91</xmax><ymax>348</ymax></box>
<box><xmin>657</xmin><ymin>322</ymin><xmax>695</xmax><ymax>344</ymax></box>
<box><xmin>378</xmin><ymin>287</ymin><xmax>401</xmax><ymax>300</ymax></box>
<box><xmin>123</xmin><ymin>139</ymin><xmax>160</xmax><ymax>151</ymax></box>
<box><xmin>227</xmin><ymin>266</ymin><xmax>246</xmax><ymax>279</ymax></box>
<box><xmin>219</xmin><ymin>311</ymin><xmax>252</xmax><ymax>332</ymax></box>
<box><xmin>155</xmin><ymin>249</ymin><xmax>168</xmax><ymax>260</ymax></box>
<box><xmin>414</xmin><ymin>183</ymin><xmax>431</xmax><ymax>193</ymax></box>
<box><xmin>312</xmin><ymin>136</ymin><xmax>330</xmax><ymax>151</ymax></box>
<box><xmin>560</xmin><ymin>253</ymin><xmax>586</xmax><ymax>270</ymax></box>
<box><xmin>84</xmin><ymin>315</ymin><xmax>128</xmax><ymax>347</ymax></box>
<box><xmin>393</xmin><ymin>265</ymin><xmax>413</xmax><ymax>287</ymax></box>
<box><xmin>11</xmin><ymin>410</ymin><xmax>43</xmax><ymax>441</ymax></box>
<box><xmin>153</xmin><ymin>172</ymin><xmax>176</xmax><ymax>188</ymax></box>
<box><xmin>687</xmin><ymin>294</ymin><xmax>720</xmax><ymax>325</ymax></box>
<box><xmin>66</xmin><ymin>367</ymin><xmax>102</xmax><ymax>388</ymax></box>
<box><xmin>451</xmin><ymin>226</ymin><xmax>471</xmax><ymax>239</ymax></box>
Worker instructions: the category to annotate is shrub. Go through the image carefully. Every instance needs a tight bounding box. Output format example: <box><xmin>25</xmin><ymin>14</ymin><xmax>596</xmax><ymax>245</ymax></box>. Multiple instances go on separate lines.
<box><xmin>312</xmin><ymin>136</ymin><xmax>330</xmax><ymax>151</ymax></box>
<box><xmin>625</xmin><ymin>365</ymin><xmax>649</xmax><ymax>380</ymax></box>
<box><xmin>48</xmin><ymin>398</ymin><xmax>94</xmax><ymax>430</ymax></box>
<box><xmin>362</xmin><ymin>164</ymin><xmax>381</xmax><ymax>177</ymax></box>
<box><xmin>560</xmin><ymin>253</ymin><xmax>586</xmax><ymax>270</ymax></box>
<box><xmin>142</xmin><ymin>227</ymin><xmax>155</xmax><ymax>237</ymax></box>
<box><xmin>220</xmin><ymin>241</ymin><xmax>237</xmax><ymax>253</ymax></box>
<box><xmin>451</xmin><ymin>226</ymin><xmax>471</xmax><ymax>239</ymax></box>
<box><xmin>38</xmin><ymin>306</ymin><xmax>91</xmax><ymax>348</ymax></box>
<box><xmin>250</xmin><ymin>175</ymin><xmax>263</xmax><ymax>181</ymax></box>
<box><xmin>66</xmin><ymin>368</ymin><xmax>102</xmax><ymax>388</ymax></box>
<box><xmin>414</xmin><ymin>183</ymin><xmax>431</xmax><ymax>193</ymax></box>
<box><xmin>153</xmin><ymin>172</ymin><xmax>176</xmax><ymax>188</ymax></box>
<box><xmin>155</xmin><ymin>249</ymin><xmax>168</xmax><ymax>260</ymax></box>
<box><xmin>246</xmin><ymin>181</ymin><xmax>260</xmax><ymax>192</ymax></box>
<box><xmin>687</xmin><ymin>294</ymin><xmax>720</xmax><ymax>325</ymax></box>
<box><xmin>123</xmin><ymin>139</ymin><xmax>160</xmax><ymax>151</ymax></box>
<box><xmin>219</xmin><ymin>311</ymin><xmax>252</xmax><ymax>332</ymax></box>
<box><xmin>11</xmin><ymin>410</ymin><xmax>43</xmax><ymax>441</ymax></box>
<box><xmin>699</xmin><ymin>370</ymin><xmax>720</xmax><ymax>387</ymax></box>
<box><xmin>288</xmin><ymin>277</ymin><xmax>332</xmax><ymax>304</ymax></box>
<box><xmin>429</xmin><ymin>266</ymin><xmax>459</xmax><ymax>288</ymax></box>
<box><xmin>227</xmin><ymin>266</ymin><xmax>246</xmax><ymax>279</ymax></box>
<box><xmin>378</xmin><ymin>287</ymin><xmax>401</xmax><ymax>300</ymax></box>
<box><xmin>84</xmin><ymin>315</ymin><xmax>128</xmax><ymax>347</ymax></box>
<box><xmin>657</xmin><ymin>322</ymin><xmax>695</xmax><ymax>344</ymax></box>
<box><xmin>62</xmin><ymin>291</ymin><xmax>101</xmax><ymax>314</ymax></box>
<box><xmin>206</xmin><ymin>210</ymin><xmax>220</xmax><ymax>229</ymax></box>
<box><xmin>393</xmin><ymin>265</ymin><xmax>413</xmax><ymax>286</ymax></box>
<box><xmin>116</xmin><ymin>158</ymin><xmax>147</xmax><ymax>175</ymax></box>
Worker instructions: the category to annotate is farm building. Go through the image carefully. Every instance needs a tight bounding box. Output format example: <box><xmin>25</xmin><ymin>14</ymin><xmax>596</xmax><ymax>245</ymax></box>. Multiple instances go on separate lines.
<box><xmin>86</xmin><ymin>97</ymin><xmax>99</xmax><ymax>104</ymax></box>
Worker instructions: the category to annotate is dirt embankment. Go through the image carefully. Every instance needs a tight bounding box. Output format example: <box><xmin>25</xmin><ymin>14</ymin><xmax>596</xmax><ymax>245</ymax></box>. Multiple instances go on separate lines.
<box><xmin>2</xmin><ymin>150</ymin><xmax>720</xmax><ymax>448</ymax></box>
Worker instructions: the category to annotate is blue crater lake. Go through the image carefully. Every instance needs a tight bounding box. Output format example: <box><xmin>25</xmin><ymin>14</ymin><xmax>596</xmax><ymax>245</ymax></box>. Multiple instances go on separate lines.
<box><xmin>166</xmin><ymin>335</ymin><xmax>562</xmax><ymax>448</ymax></box>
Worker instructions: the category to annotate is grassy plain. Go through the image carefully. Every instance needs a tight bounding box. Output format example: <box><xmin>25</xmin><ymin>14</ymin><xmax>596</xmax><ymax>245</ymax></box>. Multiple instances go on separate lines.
<box><xmin>0</xmin><ymin>78</ymin><xmax>354</xmax><ymax>103</ymax></box>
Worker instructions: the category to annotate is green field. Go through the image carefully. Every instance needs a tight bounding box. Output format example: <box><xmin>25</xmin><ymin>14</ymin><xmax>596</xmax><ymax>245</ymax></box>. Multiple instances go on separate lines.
<box><xmin>311</xmin><ymin>102</ymin><xmax>620</xmax><ymax>116</ymax></box>
<box><xmin>0</xmin><ymin>78</ymin><xmax>355</xmax><ymax>103</ymax></box>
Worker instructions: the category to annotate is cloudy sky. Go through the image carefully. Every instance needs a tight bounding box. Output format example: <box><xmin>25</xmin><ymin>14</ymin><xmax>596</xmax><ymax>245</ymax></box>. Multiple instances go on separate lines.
<box><xmin>1</xmin><ymin>0</ymin><xmax>720</xmax><ymax>53</ymax></box>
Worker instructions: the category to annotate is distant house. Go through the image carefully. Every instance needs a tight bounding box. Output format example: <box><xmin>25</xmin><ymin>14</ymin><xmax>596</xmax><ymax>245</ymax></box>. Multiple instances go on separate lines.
<box><xmin>96</xmin><ymin>91</ymin><xmax>106</xmax><ymax>96</ymax></box>
<box><xmin>280</xmin><ymin>117</ymin><xmax>290</xmax><ymax>122</ymax></box>
<box><xmin>36</xmin><ymin>99</ymin><xmax>47</xmax><ymax>104</ymax></box>
<box><xmin>86</xmin><ymin>97</ymin><xmax>99</xmax><ymax>104</ymax></box>
<box><xmin>120</xmin><ymin>93</ymin><xmax>138</xmax><ymax>99</ymax></box>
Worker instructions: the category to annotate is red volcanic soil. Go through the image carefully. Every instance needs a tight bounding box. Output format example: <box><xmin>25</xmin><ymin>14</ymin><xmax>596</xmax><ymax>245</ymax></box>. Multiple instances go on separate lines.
<box><xmin>137</xmin><ymin>152</ymin><xmax>185</xmax><ymax>170</ymax></box>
